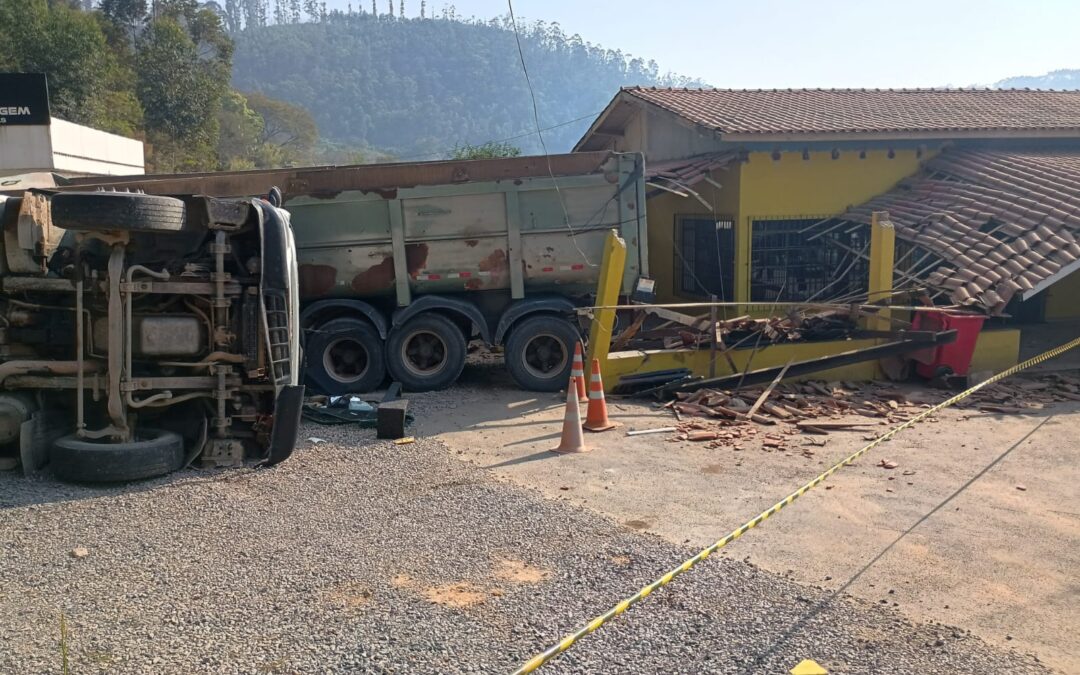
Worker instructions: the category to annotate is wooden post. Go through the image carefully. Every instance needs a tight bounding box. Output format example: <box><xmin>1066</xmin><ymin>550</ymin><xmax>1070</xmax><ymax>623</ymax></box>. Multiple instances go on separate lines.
<box><xmin>587</xmin><ymin>229</ymin><xmax>627</xmax><ymax>376</ymax></box>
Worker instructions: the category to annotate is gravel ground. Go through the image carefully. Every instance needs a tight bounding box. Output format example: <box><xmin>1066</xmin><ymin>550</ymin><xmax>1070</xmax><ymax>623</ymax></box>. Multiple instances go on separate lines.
<box><xmin>0</xmin><ymin>411</ymin><xmax>1052</xmax><ymax>674</ymax></box>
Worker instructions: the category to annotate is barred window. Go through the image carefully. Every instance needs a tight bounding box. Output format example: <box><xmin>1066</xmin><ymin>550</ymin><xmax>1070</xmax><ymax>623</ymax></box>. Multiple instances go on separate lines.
<box><xmin>750</xmin><ymin>218</ymin><xmax>869</xmax><ymax>302</ymax></box>
<box><xmin>675</xmin><ymin>216</ymin><xmax>735</xmax><ymax>300</ymax></box>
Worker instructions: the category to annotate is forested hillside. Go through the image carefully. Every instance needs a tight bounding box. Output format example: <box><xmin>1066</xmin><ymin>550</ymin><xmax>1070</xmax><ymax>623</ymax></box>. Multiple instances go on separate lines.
<box><xmin>996</xmin><ymin>69</ymin><xmax>1080</xmax><ymax>89</ymax></box>
<box><xmin>0</xmin><ymin>0</ymin><xmax>325</xmax><ymax>172</ymax></box>
<box><xmin>230</xmin><ymin>12</ymin><xmax>703</xmax><ymax>158</ymax></box>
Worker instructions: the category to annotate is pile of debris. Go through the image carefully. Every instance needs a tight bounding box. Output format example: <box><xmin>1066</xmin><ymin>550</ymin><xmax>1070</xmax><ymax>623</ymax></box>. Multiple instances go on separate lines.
<box><xmin>611</xmin><ymin>306</ymin><xmax>860</xmax><ymax>352</ymax></box>
<box><xmin>958</xmin><ymin>371</ymin><xmax>1080</xmax><ymax>413</ymax></box>
<box><xmin>661</xmin><ymin>371</ymin><xmax>1080</xmax><ymax>452</ymax></box>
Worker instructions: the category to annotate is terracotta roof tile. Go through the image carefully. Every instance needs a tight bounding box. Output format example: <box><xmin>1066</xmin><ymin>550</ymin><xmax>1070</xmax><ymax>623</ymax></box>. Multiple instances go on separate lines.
<box><xmin>841</xmin><ymin>147</ymin><xmax>1080</xmax><ymax>313</ymax></box>
<box><xmin>624</xmin><ymin>87</ymin><xmax>1080</xmax><ymax>137</ymax></box>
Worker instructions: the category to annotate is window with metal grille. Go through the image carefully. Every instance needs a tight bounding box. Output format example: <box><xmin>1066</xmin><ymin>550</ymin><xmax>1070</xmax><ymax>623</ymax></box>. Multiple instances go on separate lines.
<box><xmin>749</xmin><ymin>217</ymin><xmax>869</xmax><ymax>302</ymax></box>
<box><xmin>675</xmin><ymin>216</ymin><xmax>735</xmax><ymax>300</ymax></box>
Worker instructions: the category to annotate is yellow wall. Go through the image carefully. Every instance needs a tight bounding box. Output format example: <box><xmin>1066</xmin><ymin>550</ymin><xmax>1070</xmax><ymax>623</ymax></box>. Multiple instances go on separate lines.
<box><xmin>644</xmin><ymin>147</ymin><xmax>931</xmax><ymax>306</ymax></box>
<box><xmin>646</xmin><ymin>165</ymin><xmax>741</xmax><ymax>304</ymax></box>
<box><xmin>736</xmin><ymin>148</ymin><xmax>929</xmax><ymax>305</ymax></box>
<box><xmin>1043</xmin><ymin>267</ymin><xmax>1080</xmax><ymax>320</ymax></box>
<box><xmin>968</xmin><ymin>328</ymin><xmax>1021</xmax><ymax>375</ymax></box>
<box><xmin>602</xmin><ymin>339</ymin><xmax>882</xmax><ymax>392</ymax></box>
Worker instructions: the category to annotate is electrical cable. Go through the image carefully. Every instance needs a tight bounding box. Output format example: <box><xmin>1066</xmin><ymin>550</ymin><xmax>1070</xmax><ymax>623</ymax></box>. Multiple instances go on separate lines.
<box><xmin>506</xmin><ymin>0</ymin><xmax>593</xmax><ymax>266</ymax></box>
<box><xmin>745</xmin><ymin>414</ymin><xmax>1055</xmax><ymax>673</ymax></box>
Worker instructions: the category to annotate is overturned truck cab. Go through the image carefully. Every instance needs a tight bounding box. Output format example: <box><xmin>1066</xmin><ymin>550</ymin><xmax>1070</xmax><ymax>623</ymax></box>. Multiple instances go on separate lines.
<box><xmin>0</xmin><ymin>189</ymin><xmax>303</xmax><ymax>482</ymax></box>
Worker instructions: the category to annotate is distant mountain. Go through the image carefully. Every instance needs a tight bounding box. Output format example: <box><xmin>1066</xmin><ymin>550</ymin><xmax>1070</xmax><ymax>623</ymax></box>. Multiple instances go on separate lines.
<box><xmin>231</xmin><ymin>13</ymin><xmax>703</xmax><ymax>159</ymax></box>
<box><xmin>995</xmin><ymin>69</ymin><xmax>1080</xmax><ymax>89</ymax></box>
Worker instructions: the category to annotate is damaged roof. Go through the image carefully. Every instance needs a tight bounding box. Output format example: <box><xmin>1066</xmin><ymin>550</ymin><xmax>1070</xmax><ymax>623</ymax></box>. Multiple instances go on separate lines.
<box><xmin>580</xmin><ymin>88</ymin><xmax>1080</xmax><ymax>147</ymax></box>
<box><xmin>841</xmin><ymin>147</ymin><xmax>1080</xmax><ymax>313</ymax></box>
<box><xmin>645</xmin><ymin>151</ymin><xmax>738</xmax><ymax>195</ymax></box>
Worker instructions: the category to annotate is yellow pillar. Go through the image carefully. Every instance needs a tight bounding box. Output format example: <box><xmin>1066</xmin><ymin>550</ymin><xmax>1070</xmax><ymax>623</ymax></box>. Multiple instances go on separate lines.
<box><xmin>868</xmin><ymin>210</ymin><xmax>895</xmax><ymax>332</ymax></box>
<box><xmin>587</xmin><ymin>229</ymin><xmax>627</xmax><ymax>372</ymax></box>
<box><xmin>867</xmin><ymin>211</ymin><xmax>895</xmax><ymax>379</ymax></box>
<box><xmin>735</xmin><ymin>217</ymin><xmax>751</xmax><ymax>304</ymax></box>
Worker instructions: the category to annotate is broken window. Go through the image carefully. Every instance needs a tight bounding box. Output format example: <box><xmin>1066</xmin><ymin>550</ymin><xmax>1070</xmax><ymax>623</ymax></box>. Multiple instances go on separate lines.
<box><xmin>750</xmin><ymin>218</ymin><xmax>869</xmax><ymax>302</ymax></box>
<box><xmin>675</xmin><ymin>215</ymin><xmax>735</xmax><ymax>300</ymax></box>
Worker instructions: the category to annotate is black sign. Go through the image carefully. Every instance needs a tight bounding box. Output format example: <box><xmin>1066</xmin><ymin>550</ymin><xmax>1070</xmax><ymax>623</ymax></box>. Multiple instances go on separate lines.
<box><xmin>0</xmin><ymin>73</ymin><xmax>51</xmax><ymax>126</ymax></box>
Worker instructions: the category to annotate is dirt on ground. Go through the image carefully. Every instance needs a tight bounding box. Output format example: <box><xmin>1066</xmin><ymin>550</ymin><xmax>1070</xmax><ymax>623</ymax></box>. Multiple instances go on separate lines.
<box><xmin>417</xmin><ymin>349</ymin><xmax>1080</xmax><ymax>673</ymax></box>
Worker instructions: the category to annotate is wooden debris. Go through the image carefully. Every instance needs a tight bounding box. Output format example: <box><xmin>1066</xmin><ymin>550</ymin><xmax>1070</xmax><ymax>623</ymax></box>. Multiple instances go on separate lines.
<box><xmin>745</xmin><ymin>358</ymin><xmax>794</xmax><ymax>421</ymax></box>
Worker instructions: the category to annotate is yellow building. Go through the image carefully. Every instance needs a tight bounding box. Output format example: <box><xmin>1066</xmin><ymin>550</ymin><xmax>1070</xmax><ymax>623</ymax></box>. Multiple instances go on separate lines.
<box><xmin>576</xmin><ymin>88</ymin><xmax>1080</xmax><ymax>322</ymax></box>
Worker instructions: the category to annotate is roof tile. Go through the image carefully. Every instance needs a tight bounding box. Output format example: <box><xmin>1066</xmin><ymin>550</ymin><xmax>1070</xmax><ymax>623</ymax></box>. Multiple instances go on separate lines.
<box><xmin>623</xmin><ymin>87</ymin><xmax>1080</xmax><ymax>136</ymax></box>
<box><xmin>839</xmin><ymin>147</ymin><xmax>1080</xmax><ymax>313</ymax></box>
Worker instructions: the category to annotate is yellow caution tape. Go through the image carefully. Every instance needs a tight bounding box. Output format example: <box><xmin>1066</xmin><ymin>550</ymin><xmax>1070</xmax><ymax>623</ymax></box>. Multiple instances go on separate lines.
<box><xmin>512</xmin><ymin>335</ymin><xmax>1080</xmax><ymax>674</ymax></box>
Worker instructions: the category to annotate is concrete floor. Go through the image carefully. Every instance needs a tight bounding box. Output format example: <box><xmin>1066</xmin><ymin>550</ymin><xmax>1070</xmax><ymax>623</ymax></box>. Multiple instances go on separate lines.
<box><xmin>417</xmin><ymin>341</ymin><xmax>1080</xmax><ymax>673</ymax></box>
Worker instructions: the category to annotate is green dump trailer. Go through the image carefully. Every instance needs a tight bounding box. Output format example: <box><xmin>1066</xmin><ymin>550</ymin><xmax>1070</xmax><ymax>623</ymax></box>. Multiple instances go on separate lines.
<box><xmin>55</xmin><ymin>151</ymin><xmax>648</xmax><ymax>392</ymax></box>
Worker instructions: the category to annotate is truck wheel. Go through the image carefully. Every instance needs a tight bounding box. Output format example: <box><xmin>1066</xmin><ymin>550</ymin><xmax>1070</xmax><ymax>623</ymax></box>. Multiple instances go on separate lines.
<box><xmin>504</xmin><ymin>315</ymin><xmax>580</xmax><ymax>392</ymax></box>
<box><xmin>305</xmin><ymin>318</ymin><xmax>386</xmax><ymax>394</ymax></box>
<box><xmin>386</xmin><ymin>313</ymin><xmax>466</xmax><ymax>392</ymax></box>
<box><xmin>51</xmin><ymin>429</ymin><xmax>185</xmax><ymax>483</ymax></box>
<box><xmin>51</xmin><ymin>192</ymin><xmax>186</xmax><ymax>232</ymax></box>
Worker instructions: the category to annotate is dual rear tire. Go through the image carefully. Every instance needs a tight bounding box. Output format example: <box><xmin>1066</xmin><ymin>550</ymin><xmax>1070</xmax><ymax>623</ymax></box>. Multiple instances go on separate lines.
<box><xmin>304</xmin><ymin>312</ymin><xmax>580</xmax><ymax>394</ymax></box>
<box><xmin>304</xmin><ymin>314</ymin><xmax>466</xmax><ymax>394</ymax></box>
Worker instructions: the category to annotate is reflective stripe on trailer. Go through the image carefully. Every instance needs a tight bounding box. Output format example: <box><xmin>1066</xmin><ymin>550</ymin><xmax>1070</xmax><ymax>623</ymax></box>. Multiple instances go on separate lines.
<box><xmin>415</xmin><ymin>271</ymin><xmax>492</xmax><ymax>281</ymax></box>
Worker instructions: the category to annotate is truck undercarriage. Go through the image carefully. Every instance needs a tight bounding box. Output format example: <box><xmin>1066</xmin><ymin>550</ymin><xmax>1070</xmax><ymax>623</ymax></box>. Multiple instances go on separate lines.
<box><xmin>0</xmin><ymin>190</ymin><xmax>303</xmax><ymax>481</ymax></box>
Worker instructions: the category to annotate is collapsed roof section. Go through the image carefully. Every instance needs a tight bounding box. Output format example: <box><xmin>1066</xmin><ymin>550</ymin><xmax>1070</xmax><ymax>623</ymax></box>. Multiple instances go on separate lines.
<box><xmin>840</xmin><ymin>147</ymin><xmax>1080</xmax><ymax>314</ymax></box>
<box><xmin>644</xmin><ymin>151</ymin><xmax>737</xmax><ymax>201</ymax></box>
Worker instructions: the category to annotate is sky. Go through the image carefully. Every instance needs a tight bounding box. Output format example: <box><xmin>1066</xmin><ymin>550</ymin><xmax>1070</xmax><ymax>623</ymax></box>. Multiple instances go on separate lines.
<box><xmin>324</xmin><ymin>0</ymin><xmax>1080</xmax><ymax>88</ymax></box>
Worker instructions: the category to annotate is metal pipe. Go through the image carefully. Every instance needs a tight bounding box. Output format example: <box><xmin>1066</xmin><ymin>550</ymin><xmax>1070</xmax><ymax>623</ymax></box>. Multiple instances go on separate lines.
<box><xmin>125</xmin><ymin>264</ymin><xmax>170</xmax><ymax>385</ymax></box>
<box><xmin>128</xmin><ymin>391</ymin><xmax>213</xmax><ymax>408</ymax></box>
<box><xmin>213</xmin><ymin>231</ymin><xmax>229</xmax><ymax>344</ymax></box>
<box><xmin>0</xmin><ymin>360</ymin><xmax>102</xmax><ymax>387</ymax></box>
<box><xmin>106</xmin><ymin>245</ymin><xmax>129</xmax><ymax>439</ymax></box>
<box><xmin>76</xmin><ymin>277</ymin><xmax>85</xmax><ymax>435</ymax></box>
<box><xmin>214</xmin><ymin>367</ymin><xmax>228</xmax><ymax>438</ymax></box>
<box><xmin>184</xmin><ymin>298</ymin><xmax>214</xmax><ymax>353</ymax></box>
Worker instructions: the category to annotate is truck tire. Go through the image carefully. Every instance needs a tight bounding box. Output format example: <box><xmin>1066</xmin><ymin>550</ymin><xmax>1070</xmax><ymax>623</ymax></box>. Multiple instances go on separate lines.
<box><xmin>305</xmin><ymin>318</ymin><xmax>386</xmax><ymax>394</ymax></box>
<box><xmin>51</xmin><ymin>192</ymin><xmax>186</xmax><ymax>232</ymax></box>
<box><xmin>386</xmin><ymin>313</ymin><xmax>466</xmax><ymax>392</ymax></box>
<box><xmin>51</xmin><ymin>428</ymin><xmax>185</xmax><ymax>483</ymax></box>
<box><xmin>504</xmin><ymin>315</ymin><xmax>580</xmax><ymax>392</ymax></box>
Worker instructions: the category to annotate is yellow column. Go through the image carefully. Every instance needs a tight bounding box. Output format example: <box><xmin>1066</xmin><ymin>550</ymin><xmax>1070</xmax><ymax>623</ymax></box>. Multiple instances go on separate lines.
<box><xmin>735</xmin><ymin>217</ymin><xmax>751</xmax><ymax>304</ymax></box>
<box><xmin>587</xmin><ymin>229</ymin><xmax>627</xmax><ymax>375</ymax></box>
<box><xmin>868</xmin><ymin>210</ymin><xmax>895</xmax><ymax>332</ymax></box>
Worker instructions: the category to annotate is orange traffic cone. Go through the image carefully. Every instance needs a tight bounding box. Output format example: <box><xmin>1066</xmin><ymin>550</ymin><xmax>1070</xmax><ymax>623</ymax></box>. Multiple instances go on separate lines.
<box><xmin>552</xmin><ymin>376</ymin><xmax>589</xmax><ymax>454</ymax></box>
<box><xmin>570</xmin><ymin>342</ymin><xmax>587</xmax><ymax>402</ymax></box>
<box><xmin>583</xmin><ymin>359</ymin><xmax>617</xmax><ymax>432</ymax></box>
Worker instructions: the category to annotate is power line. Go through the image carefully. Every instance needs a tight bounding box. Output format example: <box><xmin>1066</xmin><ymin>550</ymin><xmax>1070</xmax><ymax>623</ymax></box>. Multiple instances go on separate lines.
<box><xmin>506</xmin><ymin>0</ymin><xmax>592</xmax><ymax>266</ymax></box>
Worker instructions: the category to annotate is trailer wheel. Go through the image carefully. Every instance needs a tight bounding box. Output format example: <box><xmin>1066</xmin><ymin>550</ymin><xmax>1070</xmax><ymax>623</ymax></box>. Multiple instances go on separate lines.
<box><xmin>51</xmin><ymin>192</ymin><xmax>186</xmax><ymax>232</ymax></box>
<box><xmin>305</xmin><ymin>318</ymin><xmax>386</xmax><ymax>395</ymax></box>
<box><xmin>51</xmin><ymin>429</ymin><xmax>185</xmax><ymax>483</ymax></box>
<box><xmin>386</xmin><ymin>313</ymin><xmax>466</xmax><ymax>392</ymax></box>
<box><xmin>504</xmin><ymin>315</ymin><xmax>580</xmax><ymax>392</ymax></box>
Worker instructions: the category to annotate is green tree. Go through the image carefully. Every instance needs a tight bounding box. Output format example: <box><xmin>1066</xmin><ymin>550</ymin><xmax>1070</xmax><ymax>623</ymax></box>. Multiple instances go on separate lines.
<box><xmin>0</xmin><ymin>0</ymin><xmax>111</xmax><ymax>126</ymax></box>
<box><xmin>245</xmin><ymin>91</ymin><xmax>318</xmax><ymax>163</ymax></box>
<box><xmin>449</xmin><ymin>141</ymin><xmax>522</xmax><ymax>160</ymax></box>
<box><xmin>217</xmin><ymin>90</ymin><xmax>264</xmax><ymax>168</ymax></box>
<box><xmin>137</xmin><ymin>18</ymin><xmax>224</xmax><ymax>169</ymax></box>
<box><xmin>99</xmin><ymin>0</ymin><xmax>146</xmax><ymax>44</ymax></box>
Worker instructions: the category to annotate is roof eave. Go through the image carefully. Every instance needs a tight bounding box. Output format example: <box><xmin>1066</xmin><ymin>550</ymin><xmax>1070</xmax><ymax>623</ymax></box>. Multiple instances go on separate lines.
<box><xmin>716</xmin><ymin>128</ymin><xmax>1080</xmax><ymax>144</ymax></box>
<box><xmin>573</xmin><ymin>90</ymin><xmax>636</xmax><ymax>152</ymax></box>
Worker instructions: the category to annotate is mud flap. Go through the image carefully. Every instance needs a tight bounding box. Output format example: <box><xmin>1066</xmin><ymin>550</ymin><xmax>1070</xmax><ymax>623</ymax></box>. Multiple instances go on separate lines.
<box><xmin>263</xmin><ymin>384</ymin><xmax>305</xmax><ymax>467</ymax></box>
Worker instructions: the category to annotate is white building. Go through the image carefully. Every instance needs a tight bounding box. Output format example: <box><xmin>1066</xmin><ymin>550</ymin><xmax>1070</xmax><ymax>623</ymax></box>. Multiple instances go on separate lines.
<box><xmin>0</xmin><ymin>117</ymin><xmax>145</xmax><ymax>178</ymax></box>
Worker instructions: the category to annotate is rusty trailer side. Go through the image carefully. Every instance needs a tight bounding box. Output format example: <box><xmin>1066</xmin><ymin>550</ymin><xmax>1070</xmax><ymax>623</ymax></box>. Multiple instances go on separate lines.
<box><xmin>50</xmin><ymin>152</ymin><xmax>649</xmax><ymax>394</ymax></box>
